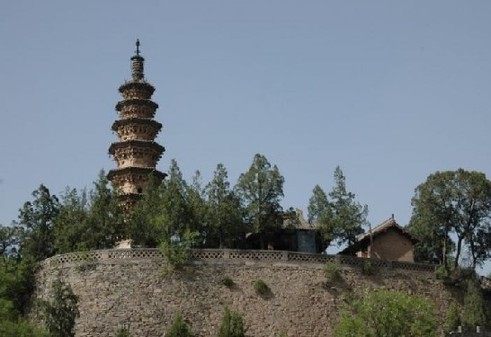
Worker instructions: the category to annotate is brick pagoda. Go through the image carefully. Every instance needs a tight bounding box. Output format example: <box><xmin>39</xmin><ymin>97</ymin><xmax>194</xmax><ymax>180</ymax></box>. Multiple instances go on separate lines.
<box><xmin>108</xmin><ymin>40</ymin><xmax>166</xmax><ymax>207</ymax></box>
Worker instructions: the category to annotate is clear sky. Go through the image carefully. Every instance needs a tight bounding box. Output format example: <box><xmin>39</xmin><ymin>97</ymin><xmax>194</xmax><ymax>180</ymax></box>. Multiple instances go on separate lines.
<box><xmin>1</xmin><ymin>1</ymin><xmax>490</xmax><ymax>273</ymax></box>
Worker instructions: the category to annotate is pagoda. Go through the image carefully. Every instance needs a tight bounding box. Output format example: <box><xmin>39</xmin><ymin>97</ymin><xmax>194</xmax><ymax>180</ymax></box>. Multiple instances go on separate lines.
<box><xmin>108</xmin><ymin>40</ymin><xmax>166</xmax><ymax>207</ymax></box>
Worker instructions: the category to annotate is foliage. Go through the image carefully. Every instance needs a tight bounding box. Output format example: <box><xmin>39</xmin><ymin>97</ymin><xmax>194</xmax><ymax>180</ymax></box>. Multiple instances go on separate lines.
<box><xmin>114</xmin><ymin>327</ymin><xmax>131</xmax><ymax>337</ymax></box>
<box><xmin>128</xmin><ymin>175</ymin><xmax>167</xmax><ymax>247</ymax></box>
<box><xmin>324</xmin><ymin>261</ymin><xmax>342</xmax><ymax>282</ymax></box>
<box><xmin>166</xmin><ymin>314</ymin><xmax>193</xmax><ymax>337</ymax></box>
<box><xmin>445</xmin><ymin>302</ymin><xmax>461</xmax><ymax>333</ymax></box>
<box><xmin>15</xmin><ymin>184</ymin><xmax>60</xmax><ymax>261</ymax></box>
<box><xmin>160</xmin><ymin>230</ymin><xmax>199</xmax><ymax>271</ymax></box>
<box><xmin>309</xmin><ymin>167</ymin><xmax>368</xmax><ymax>250</ymax></box>
<box><xmin>307</xmin><ymin>184</ymin><xmax>329</xmax><ymax>224</ymax></box>
<box><xmin>361</xmin><ymin>260</ymin><xmax>373</xmax><ymax>276</ymax></box>
<box><xmin>253</xmin><ymin>279</ymin><xmax>270</xmax><ymax>296</ymax></box>
<box><xmin>235</xmin><ymin>154</ymin><xmax>285</xmax><ymax>249</ymax></box>
<box><xmin>40</xmin><ymin>278</ymin><xmax>79</xmax><ymax>337</ymax></box>
<box><xmin>50</xmin><ymin>171</ymin><xmax>124</xmax><ymax>254</ymax></box>
<box><xmin>216</xmin><ymin>307</ymin><xmax>245</xmax><ymax>337</ymax></box>
<box><xmin>205</xmin><ymin>164</ymin><xmax>244</xmax><ymax>248</ymax></box>
<box><xmin>0</xmin><ymin>319</ymin><xmax>49</xmax><ymax>337</ymax></box>
<box><xmin>462</xmin><ymin>277</ymin><xmax>486</xmax><ymax>329</ymax></box>
<box><xmin>407</xmin><ymin>169</ymin><xmax>491</xmax><ymax>270</ymax></box>
<box><xmin>334</xmin><ymin>289</ymin><xmax>437</xmax><ymax>337</ymax></box>
<box><xmin>220</xmin><ymin>276</ymin><xmax>234</xmax><ymax>288</ymax></box>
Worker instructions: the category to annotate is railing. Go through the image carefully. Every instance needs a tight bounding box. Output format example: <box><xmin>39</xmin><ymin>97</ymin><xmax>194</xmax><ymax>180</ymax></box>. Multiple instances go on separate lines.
<box><xmin>40</xmin><ymin>248</ymin><xmax>436</xmax><ymax>273</ymax></box>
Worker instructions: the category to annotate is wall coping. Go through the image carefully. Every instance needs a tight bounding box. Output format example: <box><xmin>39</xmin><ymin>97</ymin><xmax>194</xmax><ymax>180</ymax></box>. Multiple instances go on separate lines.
<box><xmin>40</xmin><ymin>248</ymin><xmax>437</xmax><ymax>273</ymax></box>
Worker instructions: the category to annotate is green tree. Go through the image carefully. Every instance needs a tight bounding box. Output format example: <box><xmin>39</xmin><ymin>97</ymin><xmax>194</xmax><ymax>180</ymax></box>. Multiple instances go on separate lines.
<box><xmin>206</xmin><ymin>164</ymin><xmax>244</xmax><ymax>248</ymax></box>
<box><xmin>187</xmin><ymin>170</ymin><xmax>209</xmax><ymax>244</ymax></box>
<box><xmin>128</xmin><ymin>174</ymin><xmax>167</xmax><ymax>247</ymax></box>
<box><xmin>307</xmin><ymin>184</ymin><xmax>330</xmax><ymax>224</ymax></box>
<box><xmin>85</xmin><ymin>170</ymin><xmax>124</xmax><ymax>248</ymax></box>
<box><xmin>334</xmin><ymin>289</ymin><xmax>437</xmax><ymax>337</ymax></box>
<box><xmin>15</xmin><ymin>185</ymin><xmax>59</xmax><ymax>261</ymax></box>
<box><xmin>217</xmin><ymin>307</ymin><xmax>245</xmax><ymax>337</ymax></box>
<box><xmin>235</xmin><ymin>154</ymin><xmax>285</xmax><ymax>249</ymax></box>
<box><xmin>317</xmin><ymin>167</ymin><xmax>368</xmax><ymax>251</ymax></box>
<box><xmin>54</xmin><ymin>172</ymin><xmax>124</xmax><ymax>253</ymax></box>
<box><xmin>53</xmin><ymin>187</ymin><xmax>89</xmax><ymax>254</ymax></box>
<box><xmin>462</xmin><ymin>277</ymin><xmax>486</xmax><ymax>329</ymax></box>
<box><xmin>407</xmin><ymin>169</ymin><xmax>491</xmax><ymax>269</ymax></box>
<box><xmin>166</xmin><ymin>314</ymin><xmax>193</xmax><ymax>337</ymax></box>
<box><xmin>41</xmin><ymin>278</ymin><xmax>79</xmax><ymax>337</ymax></box>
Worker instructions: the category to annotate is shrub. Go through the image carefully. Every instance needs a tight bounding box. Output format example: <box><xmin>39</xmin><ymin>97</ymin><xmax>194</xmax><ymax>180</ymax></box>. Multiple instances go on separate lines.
<box><xmin>40</xmin><ymin>278</ymin><xmax>79</xmax><ymax>337</ymax></box>
<box><xmin>444</xmin><ymin>303</ymin><xmax>460</xmax><ymax>333</ymax></box>
<box><xmin>324</xmin><ymin>262</ymin><xmax>341</xmax><ymax>282</ymax></box>
<box><xmin>253</xmin><ymin>279</ymin><xmax>270</xmax><ymax>296</ymax></box>
<box><xmin>166</xmin><ymin>315</ymin><xmax>192</xmax><ymax>337</ymax></box>
<box><xmin>220</xmin><ymin>276</ymin><xmax>234</xmax><ymax>288</ymax></box>
<box><xmin>114</xmin><ymin>327</ymin><xmax>131</xmax><ymax>337</ymax></box>
<box><xmin>216</xmin><ymin>307</ymin><xmax>245</xmax><ymax>337</ymax></box>
<box><xmin>160</xmin><ymin>230</ymin><xmax>199</xmax><ymax>271</ymax></box>
<box><xmin>361</xmin><ymin>260</ymin><xmax>373</xmax><ymax>276</ymax></box>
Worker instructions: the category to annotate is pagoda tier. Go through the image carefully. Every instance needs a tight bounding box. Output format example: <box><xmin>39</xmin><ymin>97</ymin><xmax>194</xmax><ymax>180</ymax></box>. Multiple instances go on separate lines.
<box><xmin>111</xmin><ymin>118</ymin><xmax>162</xmax><ymax>141</ymax></box>
<box><xmin>116</xmin><ymin>99</ymin><xmax>158</xmax><ymax>119</ymax></box>
<box><xmin>107</xmin><ymin>40</ymin><xmax>166</xmax><ymax>203</ymax></box>
<box><xmin>107</xmin><ymin>167</ymin><xmax>166</xmax><ymax>195</ymax></box>
<box><xmin>109</xmin><ymin>140</ymin><xmax>164</xmax><ymax>168</ymax></box>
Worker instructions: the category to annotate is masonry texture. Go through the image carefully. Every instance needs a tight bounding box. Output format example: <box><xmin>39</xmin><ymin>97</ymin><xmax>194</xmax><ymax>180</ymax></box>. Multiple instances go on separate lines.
<box><xmin>34</xmin><ymin>250</ymin><xmax>458</xmax><ymax>337</ymax></box>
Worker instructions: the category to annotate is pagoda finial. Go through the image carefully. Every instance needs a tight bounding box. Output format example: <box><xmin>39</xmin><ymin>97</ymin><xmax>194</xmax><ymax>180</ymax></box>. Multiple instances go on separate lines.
<box><xmin>131</xmin><ymin>39</ymin><xmax>144</xmax><ymax>81</ymax></box>
<box><xmin>135</xmin><ymin>39</ymin><xmax>141</xmax><ymax>56</ymax></box>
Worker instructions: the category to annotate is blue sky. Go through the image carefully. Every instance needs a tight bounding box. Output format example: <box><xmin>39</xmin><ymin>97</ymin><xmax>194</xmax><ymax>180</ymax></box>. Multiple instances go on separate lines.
<box><xmin>1</xmin><ymin>1</ymin><xmax>490</xmax><ymax>273</ymax></box>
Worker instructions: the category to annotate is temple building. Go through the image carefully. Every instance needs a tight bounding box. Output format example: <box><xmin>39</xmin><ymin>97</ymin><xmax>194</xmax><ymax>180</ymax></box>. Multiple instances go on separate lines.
<box><xmin>108</xmin><ymin>40</ymin><xmax>166</xmax><ymax>207</ymax></box>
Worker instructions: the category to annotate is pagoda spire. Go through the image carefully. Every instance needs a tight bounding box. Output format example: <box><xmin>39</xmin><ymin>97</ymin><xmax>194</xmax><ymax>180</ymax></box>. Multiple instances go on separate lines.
<box><xmin>108</xmin><ymin>41</ymin><xmax>166</xmax><ymax>209</ymax></box>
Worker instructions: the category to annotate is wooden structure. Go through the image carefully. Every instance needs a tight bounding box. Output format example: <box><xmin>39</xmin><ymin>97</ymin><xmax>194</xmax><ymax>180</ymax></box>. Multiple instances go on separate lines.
<box><xmin>108</xmin><ymin>40</ymin><xmax>166</xmax><ymax>207</ymax></box>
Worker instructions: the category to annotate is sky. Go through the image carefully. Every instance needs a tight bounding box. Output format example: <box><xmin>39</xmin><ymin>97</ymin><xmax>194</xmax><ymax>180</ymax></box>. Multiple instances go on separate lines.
<box><xmin>1</xmin><ymin>1</ymin><xmax>490</xmax><ymax>274</ymax></box>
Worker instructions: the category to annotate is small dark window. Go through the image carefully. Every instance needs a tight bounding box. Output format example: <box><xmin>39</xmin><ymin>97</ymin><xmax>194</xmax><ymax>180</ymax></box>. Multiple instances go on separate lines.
<box><xmin>137</xmin><ymin>188</ymin><xmax>143</xmax><ymax>194</ymax></box>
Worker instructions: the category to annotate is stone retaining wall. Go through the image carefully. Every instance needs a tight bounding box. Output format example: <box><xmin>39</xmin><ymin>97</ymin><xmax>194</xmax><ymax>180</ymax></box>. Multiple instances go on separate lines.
<box><xmin>34</xmin><ymin>249</ymin><xmax>448</xmax><ymax>337</ymax></box>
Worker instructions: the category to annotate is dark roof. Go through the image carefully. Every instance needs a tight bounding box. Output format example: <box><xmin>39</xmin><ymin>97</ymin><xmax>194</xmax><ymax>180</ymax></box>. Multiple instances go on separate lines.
<box><xmin>339</xmin><ymin>217</ymin><xmax>418</xmax><ymax>255</ymax></box>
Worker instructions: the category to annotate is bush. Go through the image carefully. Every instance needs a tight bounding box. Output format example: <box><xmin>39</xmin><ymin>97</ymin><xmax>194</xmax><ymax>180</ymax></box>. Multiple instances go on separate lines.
<box><xmin>114</xmin><ymin>327</ymin><xmax>131</xmax><ymax>337</ymax></box>
<box><xmin>253</xmin><ymin>279</ymin><xmax>270</xmax><ymax>296</ymax></box>
<box><xmin>445</xmin><ymin>303</ymin><xmax>461</xmax><ymax>333</ymax></box>
<box><xmin>160</xmin><ymin>230</ymin><xmax>199</xmax><ymax>271</ymax></box>
<box><xmin>361</xmin><ymin>260</ymin><xmax>373</xmax><ymax>276</ymax></box>
<box><xmin>166</xmin><ymin>315</ymin><xmax>192</xmax><ymax>337</ymax></box>
<box><xmin>324</xmin><ymin>262</ymin><xmax>341</xmax><ymax>282</ymax></box>
<box><xmin>220</xmin><ymin>276</ymin><xmax>234</xmax><ymax>288</ymax></box>
<box><xmin>216</xmin><ymin>307</ymin><xmax>245</xmax><ymax>337</ymax></box>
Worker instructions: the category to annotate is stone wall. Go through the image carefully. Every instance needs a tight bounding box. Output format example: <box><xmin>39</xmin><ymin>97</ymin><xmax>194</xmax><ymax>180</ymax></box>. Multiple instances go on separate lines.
<box><xmin>34</xmin><ymin>249</ymin><xmax>454</xmax><ymax>337</ymax></box>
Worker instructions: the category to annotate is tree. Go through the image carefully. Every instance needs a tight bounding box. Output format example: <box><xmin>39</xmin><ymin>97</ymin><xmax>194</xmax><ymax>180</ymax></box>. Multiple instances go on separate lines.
<box><xmin>187</xmin><ymin>170</ymin><xmax>209</xmax><ymax>244</ymax></box>
<box><xmin>334</xmin><ymin>289</ymin><xmax>437</xmax><ymax>337</ymax></box>
<box><xmin>235</xmin><ymin>154</ymin><xmax>285</xmax><ymax>249</ymax></box>
<box><xmin>315</xmin><ymin>167</ymin><xmax>368</xmax><ymax>250</ymax></box>
<box><xmin>165</xmin><ymin>314</ymin><xmax>193</xmax><ymax>337</ymax></box>
<box><xmin>206</xmin><ymin>164</ymin><xmax>244</xmax><ymax>248</ymax></box>
<box><xmin>407</xmin><ymin>169</ymin><xmax>491</xmax><ymax>270</ymax></box>
<box><xmin>462</xmin><ymin>277</ymin><xmax>486</xmax><ymax>329</ymax></box>
<box><xmin>307</xmin><ymin>184</ymin><xmax>330</xmax><ymax>224</ymax></box>
<box><xmin>41</xmin><ymin>278</ymin><xmax>79</xmax><ymax>337</ymax></box>
<box><xmin>85</xmin><ymin>170</ymin><xmax>124</xmax><ymax>248</ymax></box>
<box><xmin>216</xmin><ymin>307</ymin><xmax>245</xmax><ymax>337</ymax></box>
<box><xmin>128</xmin><ymin>174</ymin><xmax>167</xmax><ymax>247</ymax></box>
<box><xmin>53</xmin><ymin>187</ymin><xmax>89</xmax><ymax>254</ymax></box>
<box><xmin>15</xmin><ymin>185</ymin><xmax>59</xmax><ymax>261</ymax></box>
